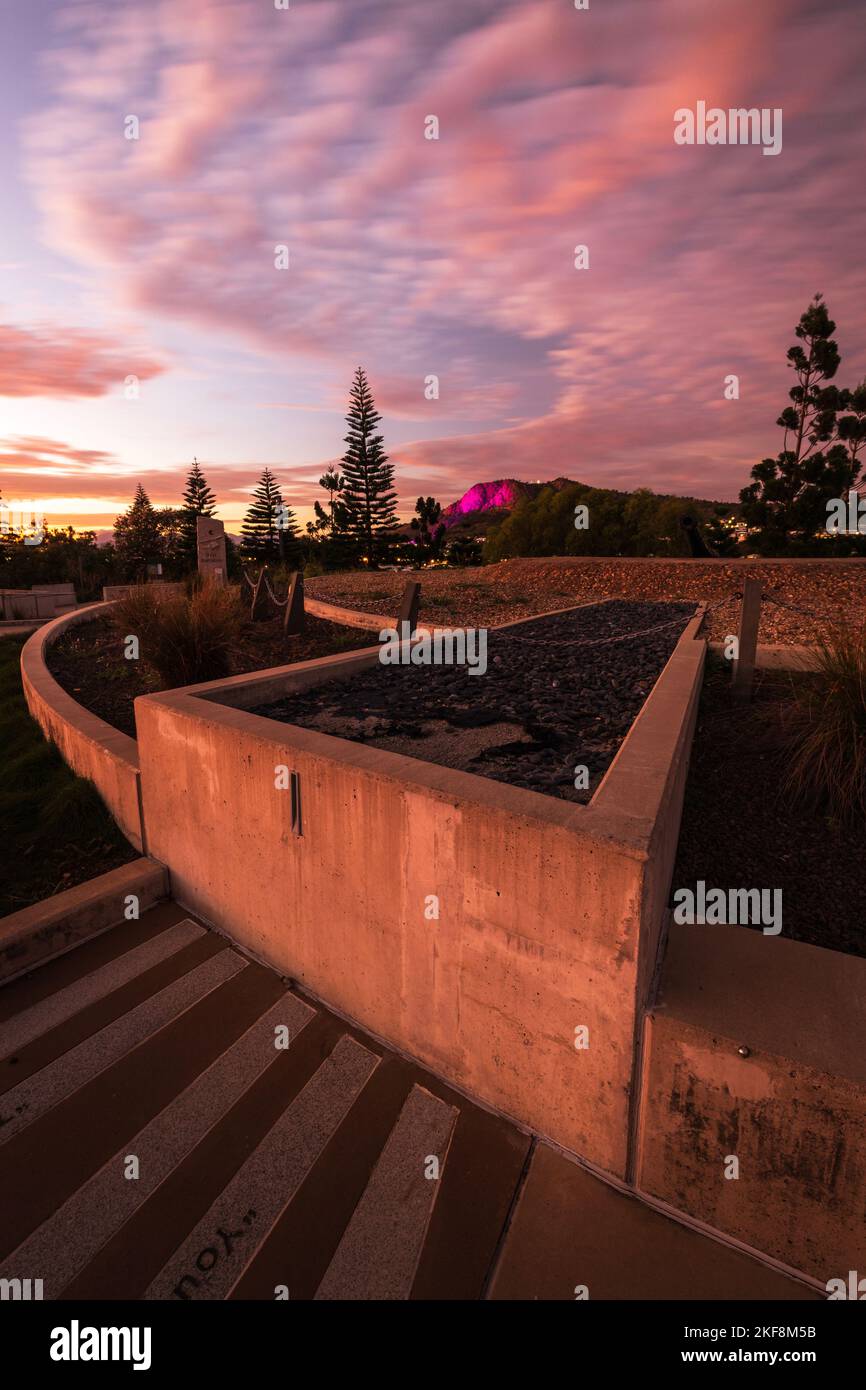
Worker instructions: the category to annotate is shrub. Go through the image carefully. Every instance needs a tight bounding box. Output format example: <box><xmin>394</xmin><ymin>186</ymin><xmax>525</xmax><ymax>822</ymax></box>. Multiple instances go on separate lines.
<box><xmin>111</xmin><ymin>581</ymin><xmax>242</xmax><ymax>687</ymax></box>
<box><xmin>780</xmin><ymin>622</ymin><xmax>866</xmax><ymax>823</ymax></box>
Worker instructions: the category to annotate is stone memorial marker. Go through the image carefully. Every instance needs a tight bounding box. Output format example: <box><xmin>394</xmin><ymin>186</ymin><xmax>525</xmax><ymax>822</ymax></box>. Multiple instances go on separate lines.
<box><xmin>196</xmin><ymin>516</ymin><xmax>227</xmax><ymax>585</ymax></box>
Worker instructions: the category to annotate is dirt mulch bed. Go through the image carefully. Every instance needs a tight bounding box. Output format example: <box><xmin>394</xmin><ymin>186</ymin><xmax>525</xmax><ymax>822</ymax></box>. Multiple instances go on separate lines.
<box><xmin>251</xmin><ymin>600</ymin><xmax>695</xmax><ymax>802</ymax></box>
<box><xmin>47</xmin><ymin>614</ymin><xmax>371</xmax><ymax>738</ymax></box>
<box><xmin>672</xmin><ymin>658</ymin><xmax>866</xmax><ymax>957</ymax></box>
<box><xmin>307</xmin><ymin>558</ymin><xmax>866</xmax><ymax>646</ymax></box>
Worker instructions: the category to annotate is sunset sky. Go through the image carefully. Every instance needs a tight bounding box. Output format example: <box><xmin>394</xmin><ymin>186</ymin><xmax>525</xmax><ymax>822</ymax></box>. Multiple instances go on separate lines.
<box><xmin>0</xmin><ymin>0</ymin><xmax>864</xmax><ymax>533</ymax></box>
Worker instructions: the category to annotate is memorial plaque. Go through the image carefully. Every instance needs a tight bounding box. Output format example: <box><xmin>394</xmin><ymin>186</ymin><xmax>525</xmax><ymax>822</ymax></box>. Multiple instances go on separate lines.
<box><xmin>196</xmin><ymin>516</ymin><xmax>227</xmax><ymax>584</ymax></box>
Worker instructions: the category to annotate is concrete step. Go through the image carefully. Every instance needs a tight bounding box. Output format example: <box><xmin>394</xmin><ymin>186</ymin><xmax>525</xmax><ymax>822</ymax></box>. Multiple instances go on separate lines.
<box><xmin>0</xmin><ymin>858</ymin><xmax>169</xmax><ymax>983</ymax></box>
<box><xmin>488</xmin><ymin>1142</ymin><xmax>820</xmax><ymax>1301</ymax></box>
<box><xmin>0</xmin><ymin>904</ymin><xmax>821</xmax><ymax>1300</ymax></box>
<box><xmin>0</xmin><ymin>908</ymin><xmax>527</xmax><ymax>1300</ymax></box>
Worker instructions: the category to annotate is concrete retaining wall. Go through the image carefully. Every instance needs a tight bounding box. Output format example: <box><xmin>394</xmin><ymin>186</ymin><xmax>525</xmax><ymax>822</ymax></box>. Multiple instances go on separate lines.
<box><xmin>20</xmin><ymin>604</ymin><xmax>144</xmax><ymax>851</ymax></box>
<box><xmin>14</xmin><ymin>590</ymin><xmax>460</xmax><ymax>860</ymax></box>
<box><xmin>637</xmin><ymin>920</ymin><xmax>866</xmax><ymax>1283</ymax></box>
<box><xmin>102</xmin><ymin>581</ymin><xmax>184</xmax><ymax>602</ymax></box>
<box><xmin>0</xmin><ymin>858</ymin><xmax>168</xmax><ymax>982</ymax></box>
<box><xmin>134</xmin><ymin>609</ymin><xmax>707</xmax><ymax>1177</ymax></box>
<box><xmin>1</xmin><ymin>584</ymin><xmax>76</xmax><ymax>620</ymax></box>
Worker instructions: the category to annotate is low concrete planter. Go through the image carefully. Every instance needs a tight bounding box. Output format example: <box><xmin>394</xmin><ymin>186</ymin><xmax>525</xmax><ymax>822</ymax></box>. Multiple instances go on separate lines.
<box><xmin>20</xmin><ymin>603</ymin><xmax>145</xmax><ymax>852</ymax></box>
<box><xmin>134</xmin><ymin>607</ymin><xmax>707</xmax><ymax>1178</ymax></box>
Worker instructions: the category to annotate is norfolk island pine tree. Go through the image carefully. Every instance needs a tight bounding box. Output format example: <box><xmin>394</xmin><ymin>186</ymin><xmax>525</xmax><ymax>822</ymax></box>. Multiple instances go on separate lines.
<box><xmin>240</xmin><ymin>467</ymin><xmax>299</xmax><ymax>565</ymax></box>
<box><xmin>340</xmin><ymin>368</ymin><xmax>398</xmax><ymax>567</ymax></box>
<box><xmin>179</xmin><ymin>458</ymin><xmax>217</xmax><ymax>570</ymax></box>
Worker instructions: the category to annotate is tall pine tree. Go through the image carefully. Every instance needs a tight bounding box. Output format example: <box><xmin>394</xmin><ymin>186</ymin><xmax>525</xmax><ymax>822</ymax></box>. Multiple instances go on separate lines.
<box><xmin>241</xmin><ymin>468</ymin><xmax>298</xmax><ymax>563</ymax></box>
<box><xmin>179</xmin><ymin>458</ymin><xmax>216</xmax><ymax>569</ymax></box>
<box><xmin>740</xmin><ymin>295</ymin><xmax>866</xmax><ymax>549</ymax></box>
<box><xmin>113</xmin><ymin>484</ymin><xmax>163</xmax><ymax>581</ymax></box>
<box><xmin>341</xmin><ymin>368</ymin><xmax>398</xmax><ymax>566</ymax></box>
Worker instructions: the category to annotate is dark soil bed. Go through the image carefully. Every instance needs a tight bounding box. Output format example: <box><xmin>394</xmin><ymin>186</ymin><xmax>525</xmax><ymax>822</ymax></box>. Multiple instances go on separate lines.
<box><xmin>251</xmin><ymin>600</ymin><xmax>696</xmax><ymax>801</ymax></box>
<box><xmin>48</xmin><ymin>614</ymin><xmax>369</xmax><ymax>738</ymax></box>
<box><xmin>673</xmin><ymin>658</ymin><xmax>866</xmax><ymax>957</ymax></box>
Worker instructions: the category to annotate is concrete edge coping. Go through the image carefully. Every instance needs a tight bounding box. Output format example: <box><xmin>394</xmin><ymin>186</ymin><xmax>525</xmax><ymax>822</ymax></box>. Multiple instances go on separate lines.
<box><xmin>652</xmin><ymin>919</ymin><xmax>866</xmax><ymax>1088</ymax></box>
<box><xmin>19</xmin><ymin>601</ymin><xmax>140</xmax><ymax>772</ymax></box>
<box><xmin>0</xmin><ymin>856</ymin><xmax>169</xmax><ymax>985</ymax></box>
<box><xmin>136</xmin><ymin>598</ymin><xmax>704</xmax><ymax>858</ymax></box>
<box><xmin>585</xmin><ymin>606</ymin><xmax>706</xmax><ymax>826</ymax></box>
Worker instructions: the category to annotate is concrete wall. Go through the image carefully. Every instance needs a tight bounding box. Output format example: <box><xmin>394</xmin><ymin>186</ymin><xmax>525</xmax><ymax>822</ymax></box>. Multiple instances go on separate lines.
<box><xmin>636</xmin><ymin>920</ymin><xmax>866</xmax><ymax>1283</ymax></box>
<box><xmin>134</xmin><ymin>610</ymin><xmax>707</xmax><ymax>1177</ymax></box>
<box><xmin>1</xmin><ymin>584</ymin><xmax>75</xmax><ymax>620</ymax></box>
<box><xmin>20</xmin><ymin>604</ymin><xmax>144</xmax><ymax>851</ymax></box>
<box><xmin>102</xmin><ymin>581</ymin><xmax>184</xmax><ymax>602</ymax></box>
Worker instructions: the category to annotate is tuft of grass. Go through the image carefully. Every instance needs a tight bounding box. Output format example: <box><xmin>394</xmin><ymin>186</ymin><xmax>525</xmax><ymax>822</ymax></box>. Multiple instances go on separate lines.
<box><xmin>779</xmin><ymin>622</ymin><xmax>866</xmax><ymax>823</ymax></box>
<box><xmin>111</xmin><ymin>581</ymin><xmax>243</xmax><ymax>687</ymax></box>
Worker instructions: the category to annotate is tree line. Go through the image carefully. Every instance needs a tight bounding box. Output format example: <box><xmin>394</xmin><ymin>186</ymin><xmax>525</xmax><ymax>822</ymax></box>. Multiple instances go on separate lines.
<box><xmin>2</xmin><ymin>300</ymin><xmax>865</xmax><ymax>598</ymax></box>
<box><xmin>1</xmin><ymin>368</ymin><xmax>474</xmax><ymax>597</ymax></box>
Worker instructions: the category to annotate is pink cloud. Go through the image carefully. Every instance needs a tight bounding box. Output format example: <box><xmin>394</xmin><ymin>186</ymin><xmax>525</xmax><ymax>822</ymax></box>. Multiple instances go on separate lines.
<box><xmin>13</xmin><ymin>0</ymin><xmax>866</xmax><ymax>513</ymax></box>
<box><xmin>0</xmin><ymin>322</ymin><xmax>164</xmax><ymax>399</ymax></box>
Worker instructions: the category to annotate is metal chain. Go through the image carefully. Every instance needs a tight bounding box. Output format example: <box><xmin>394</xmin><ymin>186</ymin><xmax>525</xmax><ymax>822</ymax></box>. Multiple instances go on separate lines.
<box><xmin>762</xmin><ymin>590</ymin><xmax>849</xmax><ymax>624</ymax></box>
<box><xmin>242</xmin><ymin>567</ymin><xmax>289</xmax><ymax>609</ymax></box>
<box><xmin>496</xmin><ymin>594</ymin><xmax>738</xmax><ymax>649</ymax></box>
<box><xmin>263</xmin><ymin>576</ymin><xmax>289</xmax><ymax>608</ymax></box>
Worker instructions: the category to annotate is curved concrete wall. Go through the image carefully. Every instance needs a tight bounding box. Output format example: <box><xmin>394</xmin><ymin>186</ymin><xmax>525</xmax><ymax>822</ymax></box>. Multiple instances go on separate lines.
<box><xmin>20</xmin><ymin>603</ymin><xmax>144</xmax><ymax>852</ymax></box>
<box><xmin>16</xmin><ymin>592</ymin><xmax>410</xmax><ymax>859</ymax></box>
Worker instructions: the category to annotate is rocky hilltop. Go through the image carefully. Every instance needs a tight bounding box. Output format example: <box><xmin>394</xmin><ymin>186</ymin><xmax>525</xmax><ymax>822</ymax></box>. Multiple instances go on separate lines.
<box><xmin>441</xmin><ymin>477</ymin><xmax>577</xmax><ymax>527</ymax></box>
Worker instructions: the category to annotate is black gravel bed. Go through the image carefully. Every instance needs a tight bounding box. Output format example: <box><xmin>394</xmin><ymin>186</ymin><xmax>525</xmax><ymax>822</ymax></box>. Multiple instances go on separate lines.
<box><xmin>250</xmin><ymin>600</ymin><xmax>697</xmax><ymax>802</ymax></box>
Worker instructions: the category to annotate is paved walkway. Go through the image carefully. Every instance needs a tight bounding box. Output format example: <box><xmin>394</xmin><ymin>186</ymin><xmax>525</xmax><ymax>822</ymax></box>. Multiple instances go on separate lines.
<box><xmin>0</xmin><ymin>902</ymin><xmax>818</xmax><ymax>1301</ymax></box>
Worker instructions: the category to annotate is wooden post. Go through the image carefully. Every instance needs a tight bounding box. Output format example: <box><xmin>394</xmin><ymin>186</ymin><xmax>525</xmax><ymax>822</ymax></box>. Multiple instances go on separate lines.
<box><xmin>283</xmin><ymin>571</ymin><xmax>305</xmax><ymax>635</ymax></box>
<box><xmin>395</xmin><ymin>579</ymin><xmax>421</xmax><ymax>639</ymax></box>
<box><xmin>250</xmin><ymin>567</ymin><xmax>269</xmax><ymax>621</ymax></box>
<box><xmin>731</xmin><ymin>578</ymin><xmax>763</xmax><ymax>704</ymax></box>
